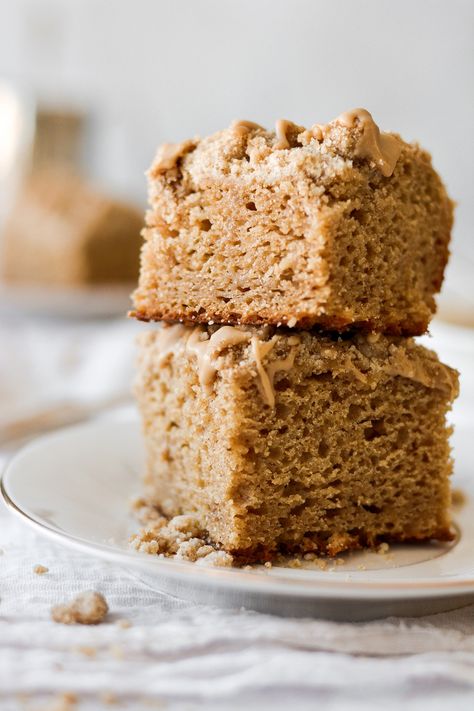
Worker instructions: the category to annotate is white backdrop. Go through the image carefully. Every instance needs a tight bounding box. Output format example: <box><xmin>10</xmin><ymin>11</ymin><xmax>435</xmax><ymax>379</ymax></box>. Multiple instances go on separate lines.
<box><xmin>0</xmin><ymin>0</ymin><xmax>473</xmax><ymax>304</ymax></box>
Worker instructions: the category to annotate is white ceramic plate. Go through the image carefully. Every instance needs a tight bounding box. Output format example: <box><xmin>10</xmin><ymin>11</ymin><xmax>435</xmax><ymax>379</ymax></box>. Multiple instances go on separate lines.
<box><xmin>0</xmin><ymin>283</ymin><xmax>133</xmax><ymax>318</ymax></box>
<box><xmin>2</xmin><ymin>416</ymin><xmax>474</xmax><ymax>621</ymax></box>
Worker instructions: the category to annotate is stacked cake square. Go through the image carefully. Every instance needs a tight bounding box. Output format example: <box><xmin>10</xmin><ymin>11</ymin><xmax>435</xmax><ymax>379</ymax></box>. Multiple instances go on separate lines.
<box><xmin>132</xmin><ymin>108</ymin><xmax>458</xmax><ymax>562</ymax></box>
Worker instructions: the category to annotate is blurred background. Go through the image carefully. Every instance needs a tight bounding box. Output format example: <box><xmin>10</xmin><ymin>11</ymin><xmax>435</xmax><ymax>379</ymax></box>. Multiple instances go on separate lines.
<box><xmin>0</xmin><ymin>0</ymin><xmax>473</xmax><ymax>441</ymax></box>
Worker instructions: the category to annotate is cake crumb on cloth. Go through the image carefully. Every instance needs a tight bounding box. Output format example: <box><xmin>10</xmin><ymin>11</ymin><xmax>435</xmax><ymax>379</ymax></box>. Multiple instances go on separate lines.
<box><xmin>51</xmin><ymin>591</ymin><xmax>109</xmax><ymax>625</ymax></box>
<box><xmin>33</xmin><ymin>564</ymin><xmax>49</xmax><ymax>575</ymax></box>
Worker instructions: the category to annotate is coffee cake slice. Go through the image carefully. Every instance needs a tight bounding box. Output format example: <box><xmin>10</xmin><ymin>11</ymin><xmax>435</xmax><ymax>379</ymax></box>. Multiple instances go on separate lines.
<box><xmin>132</xmin><ymin>108</ymin><xmax>453</xmax><ymax>335</ymax></box>
<box><xmin>134</xmin><ymin>324</ymin><xmax>458</xmax><ymax>562</ymax></box>
<box><xmin>2</xmin><ymin>169</ymin><xmax>143</xmax><ymax>285</ymax></box>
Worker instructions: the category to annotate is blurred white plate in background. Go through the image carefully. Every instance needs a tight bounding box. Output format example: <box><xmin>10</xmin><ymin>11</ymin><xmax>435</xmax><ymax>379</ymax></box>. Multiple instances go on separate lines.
<box><xmin>0</xmin><ymin>282</ymin><xmax>133</xmax><ymax>318</ymax></box>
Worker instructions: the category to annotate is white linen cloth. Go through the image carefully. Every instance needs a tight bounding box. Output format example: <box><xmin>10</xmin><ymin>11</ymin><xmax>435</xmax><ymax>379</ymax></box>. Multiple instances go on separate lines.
<box><xmin>0</xmin><ymin>316</ymin><xmax>473</xmax><ymax>710</ymax></box>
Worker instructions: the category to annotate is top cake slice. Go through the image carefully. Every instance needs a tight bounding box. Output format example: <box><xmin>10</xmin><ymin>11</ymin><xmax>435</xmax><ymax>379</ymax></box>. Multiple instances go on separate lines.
<box><xmin>133</xmin><ymin>109</ymin><xmax>453</xmax><ymax>335</ymax></box>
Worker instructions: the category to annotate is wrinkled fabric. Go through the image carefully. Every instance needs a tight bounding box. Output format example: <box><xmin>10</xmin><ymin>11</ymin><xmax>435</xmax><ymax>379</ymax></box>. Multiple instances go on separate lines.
<box><xmin>1</xmin><ymin>484</ymin><xmax>474</xmax><ymax>711</ymax></box>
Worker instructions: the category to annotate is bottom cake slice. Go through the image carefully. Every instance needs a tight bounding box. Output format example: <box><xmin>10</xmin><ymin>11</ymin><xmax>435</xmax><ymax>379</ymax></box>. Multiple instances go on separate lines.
<box><xmin>134</xmin><ymin>324</ymin><xmax>459</xmax><ymax>562</ymax></box>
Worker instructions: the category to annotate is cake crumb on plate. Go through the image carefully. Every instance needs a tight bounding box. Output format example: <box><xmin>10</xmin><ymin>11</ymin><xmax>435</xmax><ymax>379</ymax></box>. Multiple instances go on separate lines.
<box><xmin>129</xmin><ymin>510</ymin><xmax>234</xmax><ymax>566</ymax></box>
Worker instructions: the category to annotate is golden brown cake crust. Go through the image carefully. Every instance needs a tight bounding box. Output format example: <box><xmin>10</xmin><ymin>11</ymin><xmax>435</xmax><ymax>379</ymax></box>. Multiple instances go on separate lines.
<box><xmin>133</xmin><ymin>109</ymin><xmax>453</xmax><ymax>335</ymax></box>
<box><xmin>130</xmin><ymin>307</ymin><xmax>430</xmax><ymax>337</ymax></box>
<box><xmin>227</xmin><ymin>528</ymin><xmax>455</xmax><ymax>564</ymax></box>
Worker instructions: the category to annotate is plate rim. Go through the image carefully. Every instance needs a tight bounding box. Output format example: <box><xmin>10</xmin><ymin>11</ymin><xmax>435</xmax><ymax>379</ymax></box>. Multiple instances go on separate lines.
<box><xmin>2</xmin><ymin>418</ymin><xmax>474</xmax><ymax>602</ymax></box>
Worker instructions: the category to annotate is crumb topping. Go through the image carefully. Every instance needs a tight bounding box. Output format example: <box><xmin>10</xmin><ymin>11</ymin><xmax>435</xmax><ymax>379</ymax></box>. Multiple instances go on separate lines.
<box><xmin>33</xmin><ymin>564</ymin><xmax>49</xmax><ymax>575</ymax></box>
<box><xmin>130</xmin><ymin>502</ymin><xmax>233</xmax><ymax>566</ymax></box>
<box><xmin>51</xmin><ymin>591</ymin><xmax>109</xmax><ymax>625</ymax></box>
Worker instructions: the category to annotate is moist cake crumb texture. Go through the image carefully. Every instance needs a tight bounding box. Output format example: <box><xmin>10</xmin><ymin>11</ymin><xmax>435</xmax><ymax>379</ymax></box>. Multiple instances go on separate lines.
<box><xmin>130</xmin><ymin>496</ymin><xmax>346</xmax><ymax>568</ymax></box>
<box><xmin>133</xmin><ymin>108</ymin><xmax>453</xmax><ymax>335</ymax></box>
<box><xmin>132</xmin><ymin>108</ymin><xmax>458</xmax><ymax>566</ymax></box>
<box><xmin>134</xmin><ymin>323</ymin><xmax>458</xmax><ymax>562</ymax></box>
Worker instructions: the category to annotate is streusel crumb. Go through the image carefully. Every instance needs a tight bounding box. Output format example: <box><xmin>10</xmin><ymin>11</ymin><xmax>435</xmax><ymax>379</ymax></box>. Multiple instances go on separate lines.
<box><xmin>100</xmin><ymin>692</ymin><xmax>118</xmax><ymax>705</ymax></box>
<box><xmin>51</xmin><ymin>591</ymin><xmax>109</xmax><ymax>625</ymax></box>
<box><xmin>195</xmin><ymin>550</ymin><xmax>233</xmax><ymax>567</ymax></box>
<box><xmin>33</xmin><ymin>564</ymin><xmax>49</xmax><ymax>575</ymax></box>
<box><xmin>287</xmin><ymin>558</ymin><xmax>302</xmax><ymax>569</ymax></box>
<box><xmin>131</xmin><ymin>496</ymin><xmax>166</xmax><ymax>525</ymax></box>
<box><xmin>76</xmin><ymin>646</ymin><xmax>97</xmax><ymax>658</ymax></box>
<box><xmin>42</xmin><ymin>692</ymin><xmax>78</xmax><ymax>711</ymax></box>
<box><xmin>116</xmin><ymin>618</ymin><xmax>132</xmax><ymax>629</ymax></box>
<box><xmin>130</xmin><ymin>509</ymin><xmax>233</xmax><ymax>566</ymax></box>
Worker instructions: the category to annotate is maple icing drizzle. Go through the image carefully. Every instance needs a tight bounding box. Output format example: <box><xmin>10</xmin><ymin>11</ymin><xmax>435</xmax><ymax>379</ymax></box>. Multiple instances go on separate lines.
<box><xmin>154</xmin><ymin>323</ymin><xmax>190</xmax><ymax>364</ymax></box>
<box><xmin>274</xmin><ymin>119</ymin><xmax>293</xmax><ymax>150</ymax></box>
<box><xmin>231</xmin><ymin>119</ymin><xmax>264</xmax><ymax>135</ymax></box>
<box><xmin>334</xmin><ymin>108</ymin><xmax>402</xmax><ymax>177</ymax></box>
<box><xmin>186</xmin><ymin>326</ymin><xmax>251</xmax><ymax>392</ymax></box>
<box><xmin>155</xmin><ymin>324</ymin><xmax>299</xmax><ymax>407</ymax></box>
<box><xmin>150</xmin><ymin>140</ymin><xmax>195</xmax><ymax>175</ymax></box>
<box><xmin>251</xmin><ymin>335</ymin><xmax>299</xmax><ymax>407</ymax></box>
<box><xmin>152</xmin><ymin>108</ymin><xmax>401</xmax><ymax>179</ymax></box>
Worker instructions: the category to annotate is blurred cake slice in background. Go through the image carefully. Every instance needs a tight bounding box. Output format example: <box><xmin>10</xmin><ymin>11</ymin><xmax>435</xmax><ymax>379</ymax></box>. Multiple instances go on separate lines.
<box><xmin>1</xmin><ymin>168</ymin><xmax>143</xmax><ymax>286</ymax></box>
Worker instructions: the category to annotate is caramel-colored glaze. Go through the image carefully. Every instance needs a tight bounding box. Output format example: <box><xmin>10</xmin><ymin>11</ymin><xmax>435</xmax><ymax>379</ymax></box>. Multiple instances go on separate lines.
<box><xmin>274</xmin><ymin>119</ymin><xmax>293</xmax><ymax>150</ymax></box>
<box><xmin>335</xmin><ymin>108</ymin><xmax>402</xmax><ymax>177</ymax></box>
<box><xmin>187</xmin><ymin>326</ymin><xmax>251</xmax><ymax>391</ymax></box>
<box><xmin>251</xmin><ymin>335</ymin><xmax>279</xmax><ymax>406</ymax></box>
<box><xmin>309</xmin><ymin>123</ymin><xmax>324</xmax><ymax>141</ymax></box>
<box><xmin>154</xmin><ymin>324</ymin><xmax>299</xmax><ymax>407</ymax></box>
<box><xmin>155</xmin><ymin>323</ymin><xmax>190</xmax><ymax>364</ymax></box>
<box><xmin>151</xmin><ymin>323</ymin><xmax>455</xmax><ymax>412</ymax></box>
<box><xmin>386</xmin><ymin>346</ymin><xmax>458</xmax><ymax>397</ymax></box>
<box><xmin>251</xmin><ymin>334</ymin><xmax>300</xmax><ymax>407</ymax></box>
<box><xmin>150</xmin><ymin>140</ymin><xmax>196</xmax><ymax>176</ymax></box>
<box><xmin>230</xmin><ymin>120</ymin><xmax>264</xmax><ymax>135</ymax></box>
